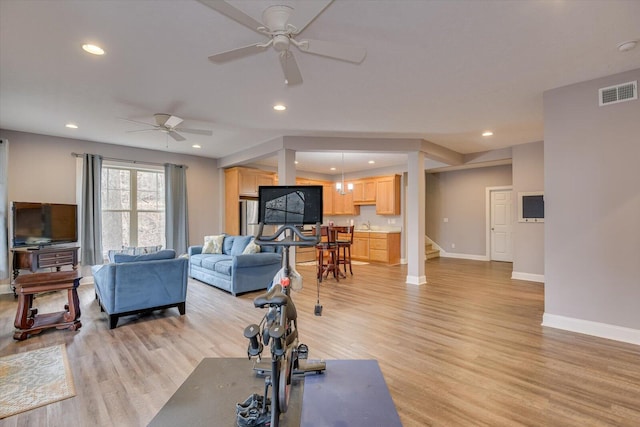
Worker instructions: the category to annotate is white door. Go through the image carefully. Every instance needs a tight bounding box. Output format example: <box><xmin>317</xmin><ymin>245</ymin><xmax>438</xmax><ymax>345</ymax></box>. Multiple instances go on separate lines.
<box><xmin>490</xmin><ymin>190</ymin><xmax>513</xmax><ymax>262</ymax></box>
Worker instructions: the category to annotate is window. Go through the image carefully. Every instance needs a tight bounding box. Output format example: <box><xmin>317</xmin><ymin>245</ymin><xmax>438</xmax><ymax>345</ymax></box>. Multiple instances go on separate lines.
<box><xmin>101</xmin><ymin>165</ymin><xmax>165</xmax><ymax>254</ymax></box>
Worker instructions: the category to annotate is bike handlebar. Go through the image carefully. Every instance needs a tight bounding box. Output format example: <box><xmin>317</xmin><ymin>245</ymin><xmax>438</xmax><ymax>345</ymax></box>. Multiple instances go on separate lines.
<box><xmin>254</xmin><ymin>223</ymin><xmax>321</xmax><ymax>247</ymax></box>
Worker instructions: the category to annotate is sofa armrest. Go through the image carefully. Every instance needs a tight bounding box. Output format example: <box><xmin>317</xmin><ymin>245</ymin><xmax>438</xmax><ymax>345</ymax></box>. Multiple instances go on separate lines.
<box><xmin>189</xmin><ymin>245</ymin><xmax>203</xmax><ymax>256</ymax></box>
<box><xmin>233</xmin><ymin>253</ymin><xmax>282</xmax><ymax>268</ymax></box>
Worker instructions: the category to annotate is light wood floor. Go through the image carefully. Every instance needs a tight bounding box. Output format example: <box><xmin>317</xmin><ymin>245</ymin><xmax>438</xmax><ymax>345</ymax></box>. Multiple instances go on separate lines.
<box><xmin>1</xmin><ymin>258</ymin><xmax>639</xmax><ymax>426</ymax></box>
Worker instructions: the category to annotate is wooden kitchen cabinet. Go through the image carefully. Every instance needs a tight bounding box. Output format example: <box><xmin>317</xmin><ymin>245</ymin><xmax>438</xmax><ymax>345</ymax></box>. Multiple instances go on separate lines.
<box><xmin>376</xmin><ymin>175</ymin><xmax>401</xmax><ymax>215</ymax></box>
<box><xmin>353</xmin><ymin>179</ymin><xmax>377</xmax><ymax>205</ymax></box>
<box><xmin>351</xmin><ymin>232</ymin><xmax>370</xmax><ymax>260</ymax></box>
<box><xmin>238</xmin><ymin>169</ymin><xmax>275</xmax><ymax>197</ymax></box>
<box><xmin>351</xmin><ymin>232</ymin><xmax>400</xmax><ymax>265</ymax></box>
<box><xmin>322</xmin><ymin>184</ymin><xmax>334</xmax><ymax>216</ymax></box>
<box><xmin>369</xmin><ymin>233</ymin><xmax>401</xmax><ymax>264</ymax></box>
<box><xmin>225</xmin><ymin>167</ymin><xmax>276</xmax><ymax>234</ymax></box>
<box><xmin>333</xmin><ymin>190</ymin><xmax>358</xmax><ymax>215</ymax></box>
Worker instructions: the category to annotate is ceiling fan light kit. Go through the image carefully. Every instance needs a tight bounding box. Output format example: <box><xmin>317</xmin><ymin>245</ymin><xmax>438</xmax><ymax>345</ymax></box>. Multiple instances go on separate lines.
<box><xmin>198</xmin><ymin>0</ymin><xmax>366</xmax><ymax>86</ymax></box>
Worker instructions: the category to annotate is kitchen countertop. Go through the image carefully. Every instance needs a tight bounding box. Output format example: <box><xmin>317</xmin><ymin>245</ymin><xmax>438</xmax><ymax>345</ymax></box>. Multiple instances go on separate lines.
<box><xmin>353</xmin><ymin>227</ymin><xmax>402</xmax><ymax>234</ymax></box>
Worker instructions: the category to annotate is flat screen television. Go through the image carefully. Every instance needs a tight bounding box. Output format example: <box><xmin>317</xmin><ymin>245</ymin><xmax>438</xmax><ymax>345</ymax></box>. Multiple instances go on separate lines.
<box><xmin>12</xmin><ymin>202</ymin><xmax>78</xmax><ymax>247</ymax></box>
<box><xmin>258</xmin><ymin>185</ymin><xmax>323</xmax><ymax>225</ymax></box>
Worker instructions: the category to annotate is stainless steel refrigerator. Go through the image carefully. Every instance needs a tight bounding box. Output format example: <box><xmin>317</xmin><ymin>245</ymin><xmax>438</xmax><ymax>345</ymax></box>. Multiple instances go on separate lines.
<box><xmin>240</xmin><ymin>199</ymin><xmax>278</xmax><ymax>236</ymax></box>
<box><xmin>240</xmin><ymin>199</ymin><xmax>260</xmax><ymax>236</ymax></box>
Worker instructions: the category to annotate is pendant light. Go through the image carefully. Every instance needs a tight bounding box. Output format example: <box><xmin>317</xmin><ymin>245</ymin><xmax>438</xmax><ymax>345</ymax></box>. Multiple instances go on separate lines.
<box><xmin>335</xmin><ymin>153</ymin><xmax>353</xmax><ymax>195</ymax></box>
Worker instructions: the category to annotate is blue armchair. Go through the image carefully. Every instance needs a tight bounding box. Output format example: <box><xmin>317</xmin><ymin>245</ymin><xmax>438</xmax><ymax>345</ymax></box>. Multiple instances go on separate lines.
<box><xmin>92</xmin><ymin>249</ymin><xmax>188</xmax><ymax>328</ymax></box>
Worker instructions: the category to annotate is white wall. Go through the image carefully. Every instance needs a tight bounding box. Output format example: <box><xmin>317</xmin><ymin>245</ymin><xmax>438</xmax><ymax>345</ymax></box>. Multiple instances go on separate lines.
<box><xmin>543</xmin><ymin>68</ymin><xmax>640</xmax><ymax>339</ymax></box>
<box><xmin>512</xmin><ymin>141</ymin><xmax>544</xmax><ymax>279</ymax></box>
<box><xmin>0</xmin><ymin>130</ymin><xmax>221</xmax><ymax>249</ymax></box>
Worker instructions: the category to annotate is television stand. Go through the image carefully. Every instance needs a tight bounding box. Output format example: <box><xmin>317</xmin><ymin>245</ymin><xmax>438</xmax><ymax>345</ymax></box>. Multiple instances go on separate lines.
<box><xmin>10</xmin><ymin>246</ymin><xmax>80</xmax><ymax>295</ymax></box>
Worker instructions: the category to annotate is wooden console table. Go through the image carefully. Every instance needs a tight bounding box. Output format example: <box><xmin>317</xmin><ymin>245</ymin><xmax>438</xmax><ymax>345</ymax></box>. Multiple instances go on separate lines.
<box><xmin>13</xmin><ymin>270</ymin><xmax>82</xmax><ymax>341</ymax></box>
<box><xmin>10</xmin><ymin>246</ymin><xmax>79</xmax><ymax>296</ymax></box>
<box><xmin>11</xmin><ymin>246</ymin><xmax>79</xmax><ymax>278</ymax></box>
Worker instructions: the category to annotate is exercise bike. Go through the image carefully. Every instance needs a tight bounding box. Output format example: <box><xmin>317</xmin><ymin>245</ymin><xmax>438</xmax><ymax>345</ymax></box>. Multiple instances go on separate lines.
<box><xmin>236</xmin><ymin>223</ymin><xmax>326</xmax><ymax>427</ymax></box>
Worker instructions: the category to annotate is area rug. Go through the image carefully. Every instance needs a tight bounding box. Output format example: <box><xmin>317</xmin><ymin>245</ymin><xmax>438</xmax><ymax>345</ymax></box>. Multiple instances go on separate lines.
<box><xmin>0</xmin><ymin>344</ymin><xmax>76</xmax><ymax>419</ymax></box>
<box><xmin>297</xmin><ymin>260</ymin><xmax>369</xmax><ymax>266</ymax></box>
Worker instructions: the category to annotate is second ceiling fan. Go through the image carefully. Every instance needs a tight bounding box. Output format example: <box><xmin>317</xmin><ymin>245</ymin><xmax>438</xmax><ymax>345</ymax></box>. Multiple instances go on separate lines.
<box><xmin>123</xmin><ymin>114</ymin><xmax>213</xmax><ymax>142</ymax></box>
<box><xmin>197</xmin><ymin>0</ymin><xmax>366</xmax><ymax>85</ymax></box>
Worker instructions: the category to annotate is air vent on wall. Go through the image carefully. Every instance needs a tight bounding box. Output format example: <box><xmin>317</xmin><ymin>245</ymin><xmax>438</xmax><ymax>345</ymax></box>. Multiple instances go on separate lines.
<box><xmin>599</xmin><ymin>80</ymin><xmax>637</xmax><ymax>106</ymax></box>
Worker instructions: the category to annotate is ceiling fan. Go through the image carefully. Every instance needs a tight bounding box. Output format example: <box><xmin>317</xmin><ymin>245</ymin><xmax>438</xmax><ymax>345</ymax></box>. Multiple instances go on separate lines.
<box><xmin>122</xmin><ymin>114</ymin><xmax>213</xmax><ymax>142</ymax></box>
<box><xmin>197</xmin><ymin>0</ymin><xmax>366</xmax><ymax>85</ymax></box>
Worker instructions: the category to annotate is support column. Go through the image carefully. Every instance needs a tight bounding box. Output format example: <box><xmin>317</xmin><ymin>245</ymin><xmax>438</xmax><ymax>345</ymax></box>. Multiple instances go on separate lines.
<box><xmin>277</xmin><ymin>148</ymin><xmax>296</xmax><ymax>185</ymax></box>
<box><xmin>406</xmin><ymin>151</ymin><xmax>426</xmax><ymax>285</ymax></box>
<box><xmin>277</xmin><ymin>148</ymin><xmax>297</xmax><ymax>266</ymax></box>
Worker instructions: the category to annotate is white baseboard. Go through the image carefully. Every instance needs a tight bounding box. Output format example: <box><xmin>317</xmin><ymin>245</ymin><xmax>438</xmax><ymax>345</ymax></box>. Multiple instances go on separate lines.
<box><xmin>406</xmin><ymin>275</ymin><xmax>427</xmax><ymax>285</ymax></box>
<box><xmin>542</xmin><ymin>313</ymin><xmax>640</xmax><ymax>346</ymax></box>
<box><xmin>512</xmin><ymin>271</ymin><xmax>545</xmax><ymax>283</ymax></box>
<box><xmin>440</xmin><ymin>251</ymin><xmax>490</xmax><ymax>261</ymax></box>
<box><xmin>0</xmin><ymin>283</ymin><xmax>12</xmax><ymax>295</ymax></box>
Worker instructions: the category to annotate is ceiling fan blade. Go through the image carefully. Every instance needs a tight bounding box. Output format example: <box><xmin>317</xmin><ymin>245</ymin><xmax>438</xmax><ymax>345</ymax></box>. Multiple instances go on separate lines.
<box><xmin>119</xmin><ymin>117</ymin><xmax>156</xmax><ymax>127</ymax></box>
<box><xmin>289</xmin><ymin>0</ymin><xmax>333</xmax><ymax>35</ymax></box>
<box><xmin>279</xmin><ymin>51</ymin><xmax>303</xmax><ymax>86</ymax></box>
<box><xmin>197</xmin><ymin>0</ymin><xmax>264</xmax><ymax>35</ymax></box>
<box><xmin>126</xmin><ymin>128</ymin><xmax>156</xmax><ymax>133</ymax></box>
<box><xmin>209</xmin><ymin>43</ymin><xmax>268</xmax><ymax>63</ymax></box>
<box><xmin>164</xmin><ymin>115</ymin><xmax>183</xmax><ymax>128</ymax></box>
<box><xmin>298</xmin><ymin>39</ymin><xmax>366</xmax><ymax>64</ymax></box>
<box><xmin>168</xmin><ymin>131</ymin><xmax>186</xmax><ymax>142</ymax></box>
<box><xmin>176</xmin><ymin>128</ymin><xmax>213</xmax><ymax>136</ymax></box>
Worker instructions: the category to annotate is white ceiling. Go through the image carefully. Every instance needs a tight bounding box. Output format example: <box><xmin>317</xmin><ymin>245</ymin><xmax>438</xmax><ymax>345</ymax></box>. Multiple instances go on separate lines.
<box><xmin>1</xmin><ymin>0</ymin><xmax>639</xmax><ymax>175</ymax></box>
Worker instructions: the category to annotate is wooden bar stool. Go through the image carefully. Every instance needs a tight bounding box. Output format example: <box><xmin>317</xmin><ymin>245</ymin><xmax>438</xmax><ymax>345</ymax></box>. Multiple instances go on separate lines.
<box><xmin>314</xmin><ymin>226</ymin><xmax>341</xmax><ymax>282</ymax></box>
<box><xmin>336</xmin><ymin>225</ymin><xmax>354</xmax><ymax>276</ymax></box>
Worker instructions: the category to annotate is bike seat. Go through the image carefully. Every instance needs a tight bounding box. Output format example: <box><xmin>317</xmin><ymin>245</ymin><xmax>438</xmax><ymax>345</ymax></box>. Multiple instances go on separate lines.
<box><xmin>254</xmin><ymin>285</ymin><xmax>288</xmax><ymax>308</ymax></box>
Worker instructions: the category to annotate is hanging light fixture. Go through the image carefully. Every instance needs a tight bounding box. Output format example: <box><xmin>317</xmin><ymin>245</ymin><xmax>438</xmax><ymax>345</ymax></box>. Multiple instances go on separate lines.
<box><xmin>335</xmin><ymin>152</ymin><xmax>353</xmax><ymax>195</ymax></box>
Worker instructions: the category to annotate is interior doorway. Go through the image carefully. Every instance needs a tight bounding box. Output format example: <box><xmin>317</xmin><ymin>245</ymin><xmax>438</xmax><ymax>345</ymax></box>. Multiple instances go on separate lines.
<box><xmin>486</xmin><ymin>187</ymin><xmax>513</xmax><ymax>262</ymax></box>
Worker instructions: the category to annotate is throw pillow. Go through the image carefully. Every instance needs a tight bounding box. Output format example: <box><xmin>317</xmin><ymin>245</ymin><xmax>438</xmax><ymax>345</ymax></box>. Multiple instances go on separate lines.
<box><xmin>242</xmin><ymin>239</ymin><xmax>261</xmax><ymax>254</ymax></box>
<box><xmin>202</xmin><ymin>235</ymin><xmax>224</xmax><ymax>254</ymax></box>
<box><xmin>231</xmin><ymin>235</ymin><xmax>254</xmax><ymax>256</ymax></box>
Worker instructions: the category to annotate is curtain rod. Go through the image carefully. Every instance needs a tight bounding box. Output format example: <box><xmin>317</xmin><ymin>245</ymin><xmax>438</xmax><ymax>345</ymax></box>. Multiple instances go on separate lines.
<box><xmin>71</xmin><ymin>152</ymin><xmax>186</xmax><ymax>168</ymax></box>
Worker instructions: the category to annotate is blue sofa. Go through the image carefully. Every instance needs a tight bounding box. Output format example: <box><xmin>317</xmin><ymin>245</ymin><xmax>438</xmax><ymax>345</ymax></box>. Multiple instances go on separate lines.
<box><xmin>188</xmin><ymin>235</ymin><xmax>282</xmax><ymax>296</ymax></box>
<box><xmin>92</xmin><ymin>249</ymin><xmax>189</xmax><ymax>329</ymax></box>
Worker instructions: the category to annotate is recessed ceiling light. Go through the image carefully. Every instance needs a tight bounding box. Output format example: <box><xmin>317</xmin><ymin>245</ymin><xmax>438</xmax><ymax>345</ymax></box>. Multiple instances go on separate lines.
<box><xmin>330</xmin><ymin>167</ymin><xmax>336</xmax><ymax>171</ymax></box>
<box><xmin>65</xmin><ymin>123</ymin><xmax>78</xmax><ymax>129</ymax></box>
<box><xmin>482</xmin><ymin>131</ymin><xmax>494</xmax><ymax>137</ymax></box>
<box><xmin>294</xmin><ymin>160</ymin><xmax>299</xmax><ymax>164</ymax></box>
<box><xmin>618</xmin><ymin>40</ymin><xmax>638</xmax><ymax>52</ymax></box>
<box><xmin>82</xmin><ymin>44</ymin><xmax>105</xmax><ymax>55</ymax></box>
<box><xmin>273</xmin><ymin>104</ymin><xmax>286</xmax><ymax>111</ymax></box>
<box><xmin>192</xmin><ymin>144</ymin><xmax>201</xmax><ymax>149</ymax></box>
<box><xmin>368</xmin><ymin>160</ymin><xmax>375</xmax><ymax>164</ymax></box>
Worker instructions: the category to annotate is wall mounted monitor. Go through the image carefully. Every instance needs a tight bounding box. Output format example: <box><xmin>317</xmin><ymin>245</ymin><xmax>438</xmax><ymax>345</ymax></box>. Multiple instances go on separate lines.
<box><xmin>258</xmin><ymin>185</ymin><xmax>323</xmax><ymax>225</ymax></box>
<box><xmin>518</xmin><ymin>192</ymin><xmax>544</xmax><ymax>223</ymax></box>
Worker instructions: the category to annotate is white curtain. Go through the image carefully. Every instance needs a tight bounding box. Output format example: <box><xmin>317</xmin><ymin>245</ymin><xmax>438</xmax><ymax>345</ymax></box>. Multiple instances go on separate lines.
<box><xmin>164</xmin><ymin>163</ymin><xmax>189</xmax><ymax>255</ymax></box>
<box><xmin>0</xmin><ymin>139</ymin><xmax>8</xmax><ymax>280</ymax></box>
<box><xmin>81</xmin><ymin>153</ymin><xmax>103</xmax><ymax>265</ymax></box>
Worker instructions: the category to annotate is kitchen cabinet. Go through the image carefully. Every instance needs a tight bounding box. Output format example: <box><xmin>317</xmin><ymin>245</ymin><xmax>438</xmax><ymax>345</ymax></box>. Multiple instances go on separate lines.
<box><xmin>239</xmin><ymin>170</ymin><xmax>275</xmax><ymax>197</ymax></box>
<box><xmin>351</xmin><ymin>232</ymin><xmax>401</xmax><ymax>265</ymax></box>
<box><xmin>352</xmin><ymin>179</ymin><xmax>377</xmax><ymax>204</ymax></box>
<box><xmin>369</xmin><ymin>233</ymin><xmax>401</xmax><ymax>264</ymax></box>
<box><xmin>376</xmin><ymin>175</ymin><xmax>401</xmax><ymax>215</ymax></box>
<box><xmin>333</xmin><ymin>190</ymin><xmax>358</xmax><ymax>215</ymax></box>
<box><xmin>352</xmin><ymin>232</ymin><xmax>370</xmax><ymax>260</ymax></box>
<box><xmin>322</xmin><ymin>184</ymin><xmax>334</xmax><ymax>216</ymax></box>
<box><xmin>224</xmin><ymin>167</ymin><xmax>275</xmax><ymax>234</ymax></box>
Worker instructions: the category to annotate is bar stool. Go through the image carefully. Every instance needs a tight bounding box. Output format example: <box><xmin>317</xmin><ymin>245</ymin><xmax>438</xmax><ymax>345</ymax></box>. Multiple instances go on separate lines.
<box><xmin>315</xmin><ymin>226</ymin><xmax>340</xmax><ymax>282</ymax></box>
<box><xmin>336</xmin><ymin>225</ymin><xmax>354</xmax><ymax>276</ymax></box>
